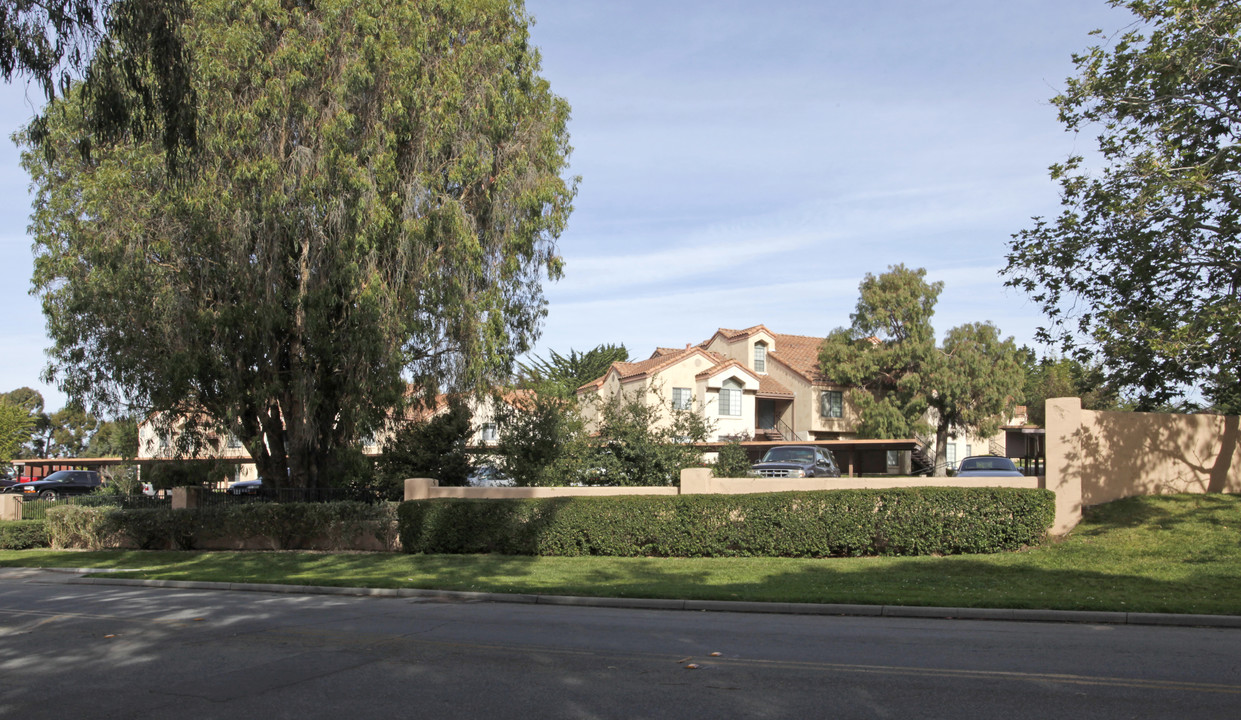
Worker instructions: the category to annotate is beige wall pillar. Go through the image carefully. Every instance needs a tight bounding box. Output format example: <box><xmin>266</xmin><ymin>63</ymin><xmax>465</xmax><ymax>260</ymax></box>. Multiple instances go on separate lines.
<box><xmin>171</xmin><ymin>486</ymin><xmax>203</xmax><ymax>510</ymax></box>
<box><xmin>679</xmin><ymin>467</ymin><xmax>712</xmax><ymax>495</ymax></box>
<box><xmin>404</xmin><ymin>477</ymin><xmax>438</xmax><ymax>501</ymax></box>
<box><xmin>1044</xmin><ymin>397</ymin><xmax>1084</xmax><ymax>536</ymax></box>
<box><xmin>0</xmin><ymin>495</ymin><xmax>21</xmax><ymax>521</ymax></box>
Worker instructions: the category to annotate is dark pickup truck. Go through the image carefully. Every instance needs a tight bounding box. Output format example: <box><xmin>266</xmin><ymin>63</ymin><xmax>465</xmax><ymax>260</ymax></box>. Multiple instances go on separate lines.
<box><xmin>2</xmin><ymin>470</ymin><xmax>102</xmax><ymax>499</ymax></box>
<box><xmin>751</xmin><ymin>445</ymin><xmax>841</xmax><ymax>478</ymax></box>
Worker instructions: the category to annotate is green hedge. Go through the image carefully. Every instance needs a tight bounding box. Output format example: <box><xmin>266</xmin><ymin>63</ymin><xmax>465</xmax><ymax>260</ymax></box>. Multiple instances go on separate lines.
<box><xmin>0</xmin><ymin>520</ymin><xmax>50</xmax><ymax>549</ymax></box>
<box><xmin>398</xmin><ymin>488</ymin><xmax>1056</xmax><ymax>557</ymax></box>
<box><xmin>45</xmin><ymin>502</ymin><xmax>399</xmax><ymax>551</ymax></box>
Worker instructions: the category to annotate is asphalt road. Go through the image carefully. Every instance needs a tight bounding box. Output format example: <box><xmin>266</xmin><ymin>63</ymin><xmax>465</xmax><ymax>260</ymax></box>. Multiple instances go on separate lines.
<box><xmin>1</xmin><ymin>568</ymin><xmax>1238</xmax><ymax>719</ymax></box>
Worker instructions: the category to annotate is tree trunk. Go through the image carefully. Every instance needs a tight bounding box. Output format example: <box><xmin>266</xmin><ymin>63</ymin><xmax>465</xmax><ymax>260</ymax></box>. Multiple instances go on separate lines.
<box><xmin>932</xmin><ymin>423</ymin><xmax>951</xmax><ymax>477</ymax></box>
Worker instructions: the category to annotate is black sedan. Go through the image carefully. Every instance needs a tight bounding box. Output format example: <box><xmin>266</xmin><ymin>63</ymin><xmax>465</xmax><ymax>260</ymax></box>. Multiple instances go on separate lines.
<box><xmin>227</xmin><ymin>479</ymin><xmax>263</xmax><ymax>495</ymax></box>
<box><xmin>3</xmin><ymin>470</ymin><xmax>103</xmax><ymax>499</ymax></box>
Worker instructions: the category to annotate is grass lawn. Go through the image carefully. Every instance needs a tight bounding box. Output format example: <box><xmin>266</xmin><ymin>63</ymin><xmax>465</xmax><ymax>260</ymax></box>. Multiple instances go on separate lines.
<box><xmin>2</xmin><ymin>494</ymin><xmax>1239</xmax><ymax>615</ymax></box>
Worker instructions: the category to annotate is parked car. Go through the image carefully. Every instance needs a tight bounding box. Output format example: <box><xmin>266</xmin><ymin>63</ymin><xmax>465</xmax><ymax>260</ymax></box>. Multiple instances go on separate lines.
<box><xmin>227</xmin><ymin>479</ymin><xmax>263</xmax><ymax>495</ymax></box>
<box><xmin>751</xmin><ymin>445</ymin><xmax>841</xmax><ymax>478</ymax></box>
<box><xmin>2</xmin><ymin>470</ymin><xmax>103</xmax><ymax>499</ymax></box>
<box><xmin>467</xmin><ymin>465</ymin><xmax>513</xmax><ymax>487</ymax></box>
<box><xmin>955</xmin><ymin>455</ymin><xmax>1024</xmax><ymax>477</ymax></box>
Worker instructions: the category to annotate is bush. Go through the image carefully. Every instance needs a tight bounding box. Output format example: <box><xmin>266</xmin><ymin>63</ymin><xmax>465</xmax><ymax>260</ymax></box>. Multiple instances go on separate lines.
<box><xmin>377</xmin><ymin>397</ymin><xmax>473</xmax><ymax>491</ymax></box>
<box><xmin>399</xmin><ymin>488</ymin><xmax>1055</xmax><ymax>557</ymax></box>
<box><xmin>0</xmin><ymin>520</ymin><xmax>49</xmax><ymax>549</ymax></box>
<box><xmin>45</xmin><ymin>505</ymin><xmax>119</xmax><ymax>550</ymax></box>
<box><xmin>713</xmin><ymin>440</ymin><xmax>753</xmax><ymax>477</ymax></box>
<box><xmin>44</xmin><ymin>502</ymin><xmax>400</xmax><ymax>551</ymax></box>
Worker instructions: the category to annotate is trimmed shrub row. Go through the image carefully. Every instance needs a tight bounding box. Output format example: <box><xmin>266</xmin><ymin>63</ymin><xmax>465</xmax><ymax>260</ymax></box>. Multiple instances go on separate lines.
<box><xmin>45</xmin><ymin>502</ymin><xmax>399</xmax><ymax>551</ymax></box>
<box><xmin>398</xmin><ymin>488</ymin><xmax>1056</xmax><ymax>557</ymax></box>
<box><xmin>0</xmin><ymin>520</ymin><xmax>50</xmax><ymax>550</ymax></box>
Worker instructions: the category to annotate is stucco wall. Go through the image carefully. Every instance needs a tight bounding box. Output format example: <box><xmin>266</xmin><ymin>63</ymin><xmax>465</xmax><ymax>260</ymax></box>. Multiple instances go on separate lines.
<box><xmin>1043</xmin><ymin>396</ymin><xmax>1241</xmax><ymax>535</ymax></box>
<box><xmin>678</xmin><ymin>470</ymin><xmax>1038</xmax><ymax>495</ymax></box>
<box><xmin>1051</xmin><ymin>398</ymin><xmax>1241</xmax><ymax>506</ymax></box>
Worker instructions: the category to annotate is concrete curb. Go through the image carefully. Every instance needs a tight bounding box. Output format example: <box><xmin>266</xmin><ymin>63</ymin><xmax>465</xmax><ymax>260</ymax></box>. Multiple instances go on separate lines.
<box><xmin>55</xmin><ymin>572</ymin><xmax>1241</xmax><ymax>628</ymax></box>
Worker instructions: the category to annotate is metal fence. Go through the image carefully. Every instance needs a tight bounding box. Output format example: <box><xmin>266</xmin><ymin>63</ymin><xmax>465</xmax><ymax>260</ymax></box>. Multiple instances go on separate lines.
<box><xmin>15</xmin><ymin>486</ymin><xmax>392</xmax><ymax>520</ymax></box>
<box><xmin>198</xmin><ymin>487</ymin><xmax>393</xmax><ymax>507</ymax></box>
<box><xmin>19</xmin><ymin>494</ymin><xmax>170</xmax><ymax>521</ymax></box>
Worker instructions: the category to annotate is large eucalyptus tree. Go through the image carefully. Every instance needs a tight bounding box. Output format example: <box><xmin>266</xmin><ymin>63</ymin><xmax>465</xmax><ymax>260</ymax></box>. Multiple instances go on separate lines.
<box><xmin>23</xmin><ymin>0</ymin><xmax>576</xmax><ymax>488</ymax></box>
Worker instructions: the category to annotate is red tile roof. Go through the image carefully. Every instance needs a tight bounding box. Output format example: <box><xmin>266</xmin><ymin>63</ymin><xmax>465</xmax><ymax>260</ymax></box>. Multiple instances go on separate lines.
<box><xmin>577</xmin><ymin>346</ymin><xmax>726</xmax><ymax>393</ymax></box>
<box><xmin>694</xmin><ymin>358</ymin><xmax>759</xmax><ymax>382</ymax></box>
<box><xmin>703</xmin><ymin>326</ymin><xmax>829</xmax><ymax>384</ymax></box>
<box><xmin>756</xmin><ymin>375</ymin><xmax>795</xmax><ymax>398</ymax></box>
<box><xmin>579</xmin><ymin>325</ymin><xmax>835</xmax><ymax>393</ymax></box>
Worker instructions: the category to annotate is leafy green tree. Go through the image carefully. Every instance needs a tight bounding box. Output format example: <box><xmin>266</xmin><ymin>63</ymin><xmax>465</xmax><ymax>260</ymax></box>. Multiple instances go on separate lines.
<box><xmin>1019</xmin><ymin>349</ymin><xmax>1120</xmax><ymax>426</ymax></box>
<box><xmin>23</xmin><ymin>0</ymin><xmax>575</xmax><ymax>490</ymax></box>
<box><xmin>712</xmin><ymin>439</ymin><xmax>753</xmax><ymax>478</ymax></box>
<box><xmin>493</xmin><ymin>393</ymin><xmax>588</xmax><ymax>487</ymax></box>
<box><xmin>821</xmin><ymin>266</ymin><xmax>1027</xmax><ymax>473</ymax></box>
<box><xmin>0</xmin><ymin>401</ymin><xmax>35</xmax><ymax>465</ymax></box>
<box><xmin>1005</xmin><ymin>0</ymin><xmax>1241</xmax><ymax>413</ymax></box>
<box><xmin>377</xmin><ymin>397</ymin><xmax>474</xmax><ymax>496</ymax></box>
<box><xmin>0</xmin><ymin>388</ymin><xmax>46</xmax><ymax>457</ymax></box>
<box><xmin>87</xmin><ymin>416</ymin><xmax>139</xmax><ymax>458</ymax></box>
<box><xmin>584</xmin><ymin>388</ymin><xmax>713</xmax><ymax>486</ymax></box>
<box><xmin>517</xmin><ymin>343</ymin><xmax>629</xmax><ymax>398</ymax></box>
<box><xmin>1</xmin><ymin>0</ymin><xmax>197</xmax><ymax>168</ymax></box>
<box><xmin>927</xmin><ymin>323</ymin><xmax>1024</xmax><ymax>474</ymax></box>
<box><xmin>818</xmin><ymin>264</ymin><xmax>942</xmax><ymax>439</ymax></box>
<box><xmin>42</xmin><ymin>404</ymin><xmax>99</xmax><ymax>457</ymax></box>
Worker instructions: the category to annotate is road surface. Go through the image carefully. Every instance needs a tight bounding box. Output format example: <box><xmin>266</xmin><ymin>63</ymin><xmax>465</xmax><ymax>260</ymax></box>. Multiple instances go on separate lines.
<box><xmin>0</xmin><ymin>568</ymin><xmax>1237</xmax><ymax>718</ymax></box>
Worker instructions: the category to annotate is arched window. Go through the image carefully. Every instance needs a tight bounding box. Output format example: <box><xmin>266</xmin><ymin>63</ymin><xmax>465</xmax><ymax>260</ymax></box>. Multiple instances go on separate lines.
<box><xmin>719</xmin><ymin>378</ymin><xmax>743</xmax><ymax>417</ymax></box>
<box><xmin>753</xmin><ymin>342</ymin><xmax>767</xmax><ymax>373</ymax></box>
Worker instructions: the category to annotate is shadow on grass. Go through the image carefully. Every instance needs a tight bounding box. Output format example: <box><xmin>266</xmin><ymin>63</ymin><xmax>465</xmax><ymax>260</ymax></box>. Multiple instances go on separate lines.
<box><xmin>1075</xmin><ymin>493</ymin><xmax>1240</xmax><ymax>536</ymax></box>
<box><xmin>5</xmin><ymin>494</ymin><xmax>1240</xmax><ymax>616</ymax></box>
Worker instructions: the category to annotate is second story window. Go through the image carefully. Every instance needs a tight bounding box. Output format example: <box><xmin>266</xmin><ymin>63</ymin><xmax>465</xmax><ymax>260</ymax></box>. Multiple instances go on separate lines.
<box><xmin>754</xmin><ymin>342</ymin><xmax>767</xmax><ymax>373</ymax></box>
<box><xmin>719</xmin><ymin>379</ymin><xmax>743</xmax><ymax>417</ymax></box>
<box><xmin>672</xmin><ymin>387</ymin><xmax>692</xmax><ymax>410</ymax></box>
<box><xmin>820</xmin><ymin>390</ymin><xmax>843</xmax><ymax>419</ymax></box>
<box><xmin>481</xmin><ymin>422</ymin><xmax>498</xmax><ymax>444</ymax></box>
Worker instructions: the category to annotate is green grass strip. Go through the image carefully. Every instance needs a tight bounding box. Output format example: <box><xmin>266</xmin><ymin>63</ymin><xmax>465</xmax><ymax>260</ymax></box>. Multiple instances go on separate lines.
<box><xmin>2</xmin><ymin>494</ymin><xmax>1238</xmax><ymax>615</ymax></box>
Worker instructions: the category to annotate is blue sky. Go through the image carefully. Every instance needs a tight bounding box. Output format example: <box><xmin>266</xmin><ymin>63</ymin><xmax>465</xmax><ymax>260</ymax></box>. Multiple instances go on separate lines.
<box><xmin>0</xmin><ymin>0</ymin><xmax>1129</xmax><ymax>412</ymax></box>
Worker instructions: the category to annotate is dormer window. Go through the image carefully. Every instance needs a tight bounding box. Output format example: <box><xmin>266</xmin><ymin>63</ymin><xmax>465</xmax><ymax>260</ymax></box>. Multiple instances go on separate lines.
<box><xmin>719</xmin><ymin>378</ymin><xmax>743</xmax><ymax>416</ymax></box>
<box><xmin>754</xmin><ymin>342</ymin><xmax>767</xmax><ymax>373</ymax></box>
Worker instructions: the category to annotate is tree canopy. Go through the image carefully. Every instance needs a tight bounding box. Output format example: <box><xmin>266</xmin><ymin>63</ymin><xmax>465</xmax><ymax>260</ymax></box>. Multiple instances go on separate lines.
<box><xmin>377</xmin><ymin>397</ymin><xmax>473</xmax><ymax>494</ymax></box>
<box><xmin>516</xmin><ymin>343</ymin><xmax>629</xmax><ymax>398</ymax></box>
<box><xmin>1005</xmin><ymin>0</ymin><xmax>1241</xmax><ymax>413</ymax></box>
<box><xmin>818</xmin><ymin>264</ymin><xmax>942</xmax><ymax>440</ymax></box>
<box><xmin>927</xmin><ymin>322</ymin><xmax>1024</xmax><ymax>471</ymax></box>
<box><xmin>820</xmin><ymin>265</ymin><xmax>1023</xmax><ymax>474</ymax></box>
<box><xmin>1019</xmin><ymin>349</ymin><xmax>1121</xmax><ymax>426</ymax></box>
<box><xmin>1</xmin><ymin>0</ymin><xmax>197</xmax><ymax>167</ymax></box>
<box><xmin>24</xmin><ymin>0</ymin><xmax>576</xmax><ymax>489</ymax></box>
<box><xmin>0</xmin><ymin>400</ymin><xmax>34</xmax><ymax>466</ymax></box>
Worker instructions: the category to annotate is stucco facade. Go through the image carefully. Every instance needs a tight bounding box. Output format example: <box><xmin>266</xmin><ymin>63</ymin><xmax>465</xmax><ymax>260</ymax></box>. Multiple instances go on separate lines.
<box><xmin>578</xmin><ymin>325</ymin><xmax>858</xmax><ymax>441</ymax></box>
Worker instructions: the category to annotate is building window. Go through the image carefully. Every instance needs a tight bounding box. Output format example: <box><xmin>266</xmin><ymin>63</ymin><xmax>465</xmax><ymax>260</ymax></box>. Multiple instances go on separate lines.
<box><xmin>820</xmin><ymin>390</ymin><xmax>843</xmax><ymax>418</ymax></box>
<box><xmin>886</xmin><ymin>450</ymin><xmax>899</xmax><ymax>468</ymax></box>
<box><xmin>719</xmin><ymin>379</ymin><xmax>742</xmax><ymax>417</ymax></box>
<box><xmin>946</xmin><ymin>443</ymin><xmax>958</xmax><ymax>470</ymax></box>
<box><xmin>226</xmin><ymin>434</ymin><xmax>243</xmax><ymax>449</ymax></box>
<box><xmin>481</xmin><ymin>423</ymin><xmax>498</xmax><ymax>444</ymax></box>
<box><xmin>753</xmin><ymin>342</ymin><xmax>767</xmax><ymax>373</ymax></box>
<box><xmin>965</xmin><ymin>444</ymin><xmax>972</xmax><ymax>458</ymax></box>
<box><xmin>672</xmin><ymin>387</ymin><xmax>692</xmax><ymax>410</ymax></box>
